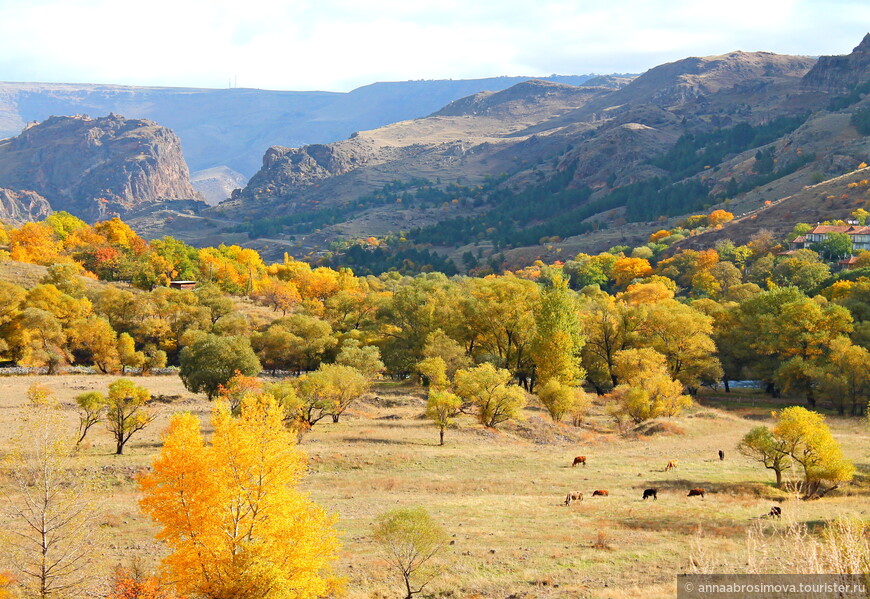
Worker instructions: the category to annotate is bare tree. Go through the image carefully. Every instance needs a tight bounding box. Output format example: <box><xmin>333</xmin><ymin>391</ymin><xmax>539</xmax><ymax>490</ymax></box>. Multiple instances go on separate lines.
<box><xmin>1</xmin><ymin>384</ymin><xmax>99</xmax><ymax>598</ymax></box>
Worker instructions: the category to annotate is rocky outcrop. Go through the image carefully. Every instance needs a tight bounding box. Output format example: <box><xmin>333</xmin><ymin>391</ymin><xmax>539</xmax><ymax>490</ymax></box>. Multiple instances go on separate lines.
<box><xmin>0</xmin><ymin>188</ymin><xmax>52</xmax><ymax>223</ymax></box>
<box><xmin>621</xmin><ymin>51</ymin><xmax>815</xmax><ymax>109</ymax></box>
<box><xmin>802</xmin><ymin>33</ymin><xmax>870</xmax><ymax>93</ymax></box>
<box><xmin>0</xmin><ymin>114</ymin><xmax>202</xmax><ymax>221</ymax></box>
<box><xmin>241</xmin><ymin>138</ymin><xmax>377</xmax><ymax>200</ymax></box>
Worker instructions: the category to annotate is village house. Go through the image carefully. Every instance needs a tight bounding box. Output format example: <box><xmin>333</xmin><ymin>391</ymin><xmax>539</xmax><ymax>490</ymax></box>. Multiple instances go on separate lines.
<box><xmin>791</xmin><ymin>224</ymin><xmax>870</xmax><ymax>252</ymax></box>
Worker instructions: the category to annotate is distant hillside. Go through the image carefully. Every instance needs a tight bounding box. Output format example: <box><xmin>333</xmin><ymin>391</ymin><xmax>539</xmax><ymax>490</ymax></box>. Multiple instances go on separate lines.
<box><xmin>170</xmin><ymin>35</ymin><xmax>869</xmax><ymax>269</ymax></box>
<box><xmin>0</xmin><ymin>75</ymin><xmax>601</xmax><ymax>177</ymax></box>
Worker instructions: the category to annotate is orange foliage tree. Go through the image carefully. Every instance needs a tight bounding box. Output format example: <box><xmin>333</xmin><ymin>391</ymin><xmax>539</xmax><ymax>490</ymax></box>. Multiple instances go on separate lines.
<box><xmin>612</xmin><ymin>257</ymin><xmax>653</xmax><ymax>289</ymax></box>
<box><xmin>9</xmin><ymin>222</ymin><xmax>66</xmax><ymax>265</ymax></box>
<box><xmin>138</xmin><ymin>395</ymin><xmax>341</xmax><ymax>599</ymax></box>
<box><xmin>107</xmin><ymin>567</ymin><xmax>182</xmax><ymax>599</ymax></box>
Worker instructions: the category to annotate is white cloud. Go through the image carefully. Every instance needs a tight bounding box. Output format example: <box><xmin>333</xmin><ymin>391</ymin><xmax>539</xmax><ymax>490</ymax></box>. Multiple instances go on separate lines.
<box><xmin>0</xmin><ymin>0</ymin><xmax>866</xmax><ymax>90</ymax></box>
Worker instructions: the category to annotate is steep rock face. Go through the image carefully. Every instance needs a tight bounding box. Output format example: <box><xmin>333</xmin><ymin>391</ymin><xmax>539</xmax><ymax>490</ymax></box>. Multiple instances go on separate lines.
<box><xmin>241</xmin><ymin>138</ymin><xmax>378</xmax><ymax>200</ymax></box>
<box><xmin>803</xmin><ymin>33</ymin><xmax>870</xmax><ymax>92</ymax></box>
<box><xmin>0</xmin><ymin>114</ymin><xmax>201</xmax><ymax>221</ymax></box>
<box><xmin>0</xmin><ymin>188</ymin><xmax>52</xmax><ymax>223</ymax></box>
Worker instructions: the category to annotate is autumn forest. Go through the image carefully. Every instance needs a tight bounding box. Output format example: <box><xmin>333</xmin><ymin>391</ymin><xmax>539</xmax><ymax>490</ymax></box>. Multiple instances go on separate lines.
<box><xmin>0</xmin><ymin>205</ymin><xmax>868</xmax><ymax>598</ymax></box>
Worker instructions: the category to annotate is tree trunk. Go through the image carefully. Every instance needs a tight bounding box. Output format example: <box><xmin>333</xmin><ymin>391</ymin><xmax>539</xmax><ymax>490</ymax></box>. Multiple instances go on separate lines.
<box><xmin>332</xmin><ymin>413</ymin><xmax>340</xmax><ymax>423</ymax></box>
<box><xmin>775</xmin><ymin>468</ymin><xmax>782</xmax><ymax>488</ymax></box>
<box><xmin>439</xmin><ymin>428</ymin><xmax>444</xmax><ymax>446</ymax></box>
<box><xmin>722</xmin><ymin>378</ymin><xmax>730</xmax><ymax>393</ymax></box>
<box><xmin>116</xmin><ymin>438</ymin><xmax>124</xmax><ymax>455</ymax></box>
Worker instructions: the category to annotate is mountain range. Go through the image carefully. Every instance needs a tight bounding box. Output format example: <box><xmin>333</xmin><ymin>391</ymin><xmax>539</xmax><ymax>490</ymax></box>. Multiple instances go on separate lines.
<box><xmin>0</xmin><ymin>75</ymin><xmax>599</xmax><ymax>184</ymax></box>
<box><xmin>1</xmin><ymin>35</ymin><xmax>869</xmax><ymax>271</ymax></box>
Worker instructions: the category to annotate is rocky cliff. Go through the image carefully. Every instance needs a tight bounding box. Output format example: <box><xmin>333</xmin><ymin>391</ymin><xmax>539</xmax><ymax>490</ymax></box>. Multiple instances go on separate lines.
<box><xmin>0</xmin><ymin>188</ymin><xmax>52</xmax><ymax>223</ymax></box>
<box><xmin>0</xmin><ymin>114</ymin><xmax>201</xmax><ymax>221</ymax></box>
<box><xmin>802</xmin><ymin>33</ymin><xmax>870</xmax><ymax>92</ymax></box>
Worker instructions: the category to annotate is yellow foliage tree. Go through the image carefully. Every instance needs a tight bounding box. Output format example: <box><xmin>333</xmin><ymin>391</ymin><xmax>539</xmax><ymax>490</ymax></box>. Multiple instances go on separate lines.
<box><xmin>612</xmin><ymin>257</ymin><xmax>653</xmax><ymax>289</ymax></box>
<box><xmin>772</xmin><ymin>406</ymin><xmax>856</xmax><ymax>498</ymax></box>
<box><xmin>707</xmin><ymin>209</ymin><xmax>734</xmax><ymax>226</ymax></box>
<box><xmin>105</xmin><ymin>378</ymin><xmax>156</xmax><ymax>455</ymax></box>
<box><xmin>454</xmin><ymin>363</ymin><xmax>526</xmax><ymax>428</ymax></box>
<box><xmin>610</xmin><ymin>348</ymin><xmax>692</xmax><ymax>423</ymax></box>
<box><xmin>139</xmin><ymin>395</ymin><xmax>341</xmax><ymax>599</ymax></box>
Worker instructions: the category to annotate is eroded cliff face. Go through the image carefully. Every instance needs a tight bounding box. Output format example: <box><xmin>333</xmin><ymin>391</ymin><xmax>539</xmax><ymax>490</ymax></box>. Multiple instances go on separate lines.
<box><xmin>0</xmin><ymin>188</ymin><xmax>52</xmax><ymax>224</ymax></box>
<box><xmin>0</xmin><ymin>114</ymin><xmax>202</xmax><ymax>221</ymax></box>
<box><xmin>802</xmin><ymin>34</ymin><xmax>870</xmax><ymax>93</ymax></box>
<box><xmin>241</xmin><ymin>139</ymin><xmax>377</xmax><ymax>201</ymax></box>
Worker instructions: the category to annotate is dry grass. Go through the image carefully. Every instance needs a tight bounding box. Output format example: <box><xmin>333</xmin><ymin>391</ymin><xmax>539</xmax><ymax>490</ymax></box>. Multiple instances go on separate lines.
<box><xmin>0</xmin><ymin>376</ymin><xmax>867</xmax><ymax>598</ymax></box>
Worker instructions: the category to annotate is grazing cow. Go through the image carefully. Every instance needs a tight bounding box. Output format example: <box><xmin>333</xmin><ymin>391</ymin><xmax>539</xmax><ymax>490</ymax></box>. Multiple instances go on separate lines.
<box><xmin>572</xmin><ymin>456</ymin><xmax>587</xmax><ymax>467</ymax></box>
<box><xmin>642</xmin><ymin>488</ymin><xmax>658</xmax><ymax>501</ymax></box>
<box><xmin>564</xmin><ymin>492</ymin><xmax>583</xmax><ymax>505</ymax></box>
<box><xmin>719</xmin><ymin>450</ymin><xmax>725</xmax><ymax>461</ymax></box>
<box><xmin>687</xmin><ymin>488</ymin><xmax>706</xmax><ymax>498</ymax></box>
<box><xmin>768</xmin><ymin>505</ymin><xmax>782</xmax><ymax>518</ymax></box>
<box><xmin>592</xmin><ymin>489</ymin><xmax>609</xmax><ymax>497</ymax></box>
<box><xmin>665</xmin><ymin>460</ymin><xmax>678</xmax><ymax>471</ymax></box>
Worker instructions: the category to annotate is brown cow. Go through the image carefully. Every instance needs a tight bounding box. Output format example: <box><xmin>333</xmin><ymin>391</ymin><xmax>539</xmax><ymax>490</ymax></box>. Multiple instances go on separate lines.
<box><xmin>564</xmin><ymin>492</ymin><xmax>583</xmax><ymax>505</ymax></box>
<box><xmin>665</xmin><ymin>460</ymin><xmax>678</xmax><ymax>471</ymax></box>
<box><xmin>592</xmin><ymin>489</ymin><xmax>609</xmax><ymax>497</ymax></box>
<box><xmin>572</xmin><ymin>456</ymin><xmax>586</xmax><ymax>467</ymax></box>
<box><xmin>687</xmin><ymin>488</ymin><xmax>705</xmax><ymax>497</ymax></box>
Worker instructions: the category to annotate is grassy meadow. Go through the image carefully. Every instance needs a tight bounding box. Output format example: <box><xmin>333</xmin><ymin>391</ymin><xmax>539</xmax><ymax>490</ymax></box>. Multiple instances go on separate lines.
<box><xmin>0</xmin><ymin>374</ymin><xmax>867</xmax><ymax>599</ymax></box>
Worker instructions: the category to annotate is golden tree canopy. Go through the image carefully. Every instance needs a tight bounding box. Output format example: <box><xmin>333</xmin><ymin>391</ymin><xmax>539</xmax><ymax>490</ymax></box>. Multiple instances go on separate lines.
<box><xmin>139</xmin><ymin>395</ymin><xmax>341</xmax><ymax>599</ymax></box>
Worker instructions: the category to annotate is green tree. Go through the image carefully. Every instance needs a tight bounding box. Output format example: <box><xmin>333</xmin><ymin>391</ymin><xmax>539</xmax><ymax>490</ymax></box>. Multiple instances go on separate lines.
<box><xmin>530</xmin><ymin>274</ymin><xmax>584</xmax><ymax>389</ymax></box>
<box><xmin>194</xmin><ymin>283</ymin><xmax>235</xmax><ymax>324</ymax></box>
<box><xmin>420</xmin><ymin>329</ymin><xmax>471</xmax><ymax>383</ymax></box>
<box><xmin>719</xmin><ymin>287</ymin><xmax>852</xmax><ymax>404</ymax></box>
<box><xmin>335</xmin><ymin>339</ymin><xmax>384</xmax><ymax>379</ymax></box>
<box><xmin>771</xmin><ymin>249</ymin><xmax>831</xmax><ymax>292</ymax></box>
<box><xmin>294</xmin><ymin>363</ymin><xmax>370</xmax><ymax>425</ymax></box>
<box><xmin>812</xmin><ymin>232</ymin><xmax>853</xmax><ymax>261</ymax></box>
<box><xmin>817</xmin><ymin>337</ymin><xmax>870</xmax><ymax>415</ymax></box>
<box><xmin>372</xmin><ymin>507</ymin><xmax>449</xmax><ymax>599</ymax></box>
<box><xmin>454</xmin><ymin>363</ymin><xmax>526</xmax><ymax>428</ymax></box>
<box><xmin>40</xmin><ymin>263</ymin><xmax>86</xmax><ymax>298</ymax></box>
<box><xmin>179</xmin><ymin>334</ymin><xmax>261</xmax><ymax>400</ymax></box>
<box><xmin>459</xmin><ymin>276</ymin><xmax>539</xmax><ymax>386</ymax></box>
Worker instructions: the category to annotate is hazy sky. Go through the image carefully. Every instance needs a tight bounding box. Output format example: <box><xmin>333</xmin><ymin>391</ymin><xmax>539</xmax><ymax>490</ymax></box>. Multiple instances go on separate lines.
<box><xmin>0</xmin><ymin>0</ymin><xmax>867</xmax><ymax>91</ymax></box>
